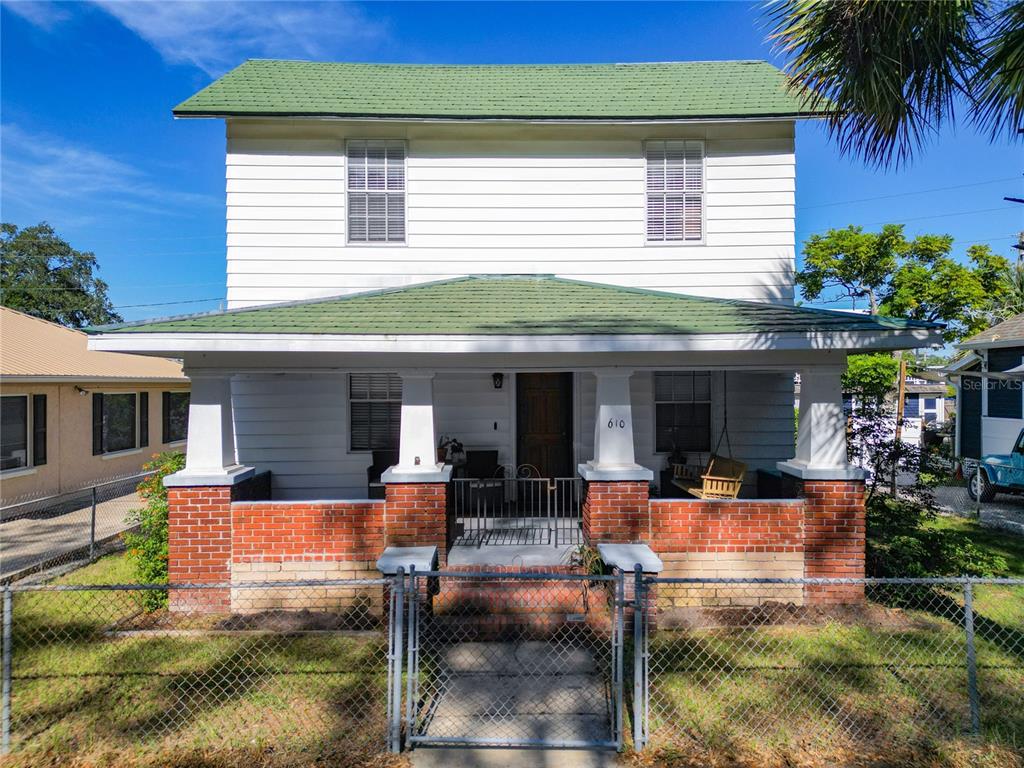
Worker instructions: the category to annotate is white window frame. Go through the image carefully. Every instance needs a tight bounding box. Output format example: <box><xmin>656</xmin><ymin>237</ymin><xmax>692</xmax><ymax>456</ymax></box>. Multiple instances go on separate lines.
<box><xmin>644</xmin><ymin>139</ymin><xmax>705</xmax><ymax>246</ymax></box>
<box><xmin>97</xmin><ymin>391</ymin><xmax>144</xmax><ymax>458</ymax></box>
<box><xmin>652</xmin><ymin>371</ymin><xmax>713</xmax><ymax>454</ymax></box>
<box><xmin>348</xmin><ymin>373</ymin><xmax>403</xmax><ymax>453</ymax></box>
<box><xmin>1</xmin><ymin>394</ymin><xmax>33</xmax><ymax>475</ymax></box>
<box><xmin>345</xmin><ymin>139</ymin><xmax>407</xmax><ymax>246</ymax></box>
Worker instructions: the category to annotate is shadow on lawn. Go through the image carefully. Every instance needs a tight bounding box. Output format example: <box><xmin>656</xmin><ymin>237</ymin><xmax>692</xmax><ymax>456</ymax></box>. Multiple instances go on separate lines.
<box><xmin>644</xmin><ymin>611</ymin><xmax>1021</xmax><ymax>759</ymax></box>
<box><xmin>12</xmin><ymin>624</ymin><xmax>391</xmax><ymax>755</ymax></box>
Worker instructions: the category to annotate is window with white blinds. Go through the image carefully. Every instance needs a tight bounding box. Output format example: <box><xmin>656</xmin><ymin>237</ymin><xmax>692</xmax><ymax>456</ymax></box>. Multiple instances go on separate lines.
<box><xmin>645</xmin><ymin>140</ymin><xmax>704</xmax><ymax>242</ymax></box>
<box><xmin>346</xmin><ymin>140</ymin><xmax>406</xmax><ymax>243</ymax></box>
<box><xmin>349</xmin><ymin>373</ymin><xmax>402</xmax><ymax>451</ymax></box>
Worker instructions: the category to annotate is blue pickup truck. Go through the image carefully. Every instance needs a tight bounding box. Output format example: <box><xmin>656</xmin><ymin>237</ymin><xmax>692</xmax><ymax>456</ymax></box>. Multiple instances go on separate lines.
<box><xmin>967</xmin><ymin>428</ymin><xmax>1024</xmax><ymax>502</ymax></box>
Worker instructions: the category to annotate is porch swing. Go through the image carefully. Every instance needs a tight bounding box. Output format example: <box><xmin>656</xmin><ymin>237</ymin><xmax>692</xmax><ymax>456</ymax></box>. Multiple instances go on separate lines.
<box><xmin>671</xmin><ymin>372</ymin><xmax>747</xmax><ymax>500</ymax></box>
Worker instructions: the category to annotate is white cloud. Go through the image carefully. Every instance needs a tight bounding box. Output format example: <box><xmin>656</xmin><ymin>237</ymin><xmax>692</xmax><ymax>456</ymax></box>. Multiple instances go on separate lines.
<box><xmin>1</xmin><ymin>123</ymin><xmax>215</xmax><ymax>221</ymax></box>
<box><xmin>91</xmin><ymin>1</ymin><xmax>387</xmax><ymax>76</ymax></box>
<box><xmin>2</xmin><ymin>0</ymin><xmax>72</xmax><ymax>30</ymax></box>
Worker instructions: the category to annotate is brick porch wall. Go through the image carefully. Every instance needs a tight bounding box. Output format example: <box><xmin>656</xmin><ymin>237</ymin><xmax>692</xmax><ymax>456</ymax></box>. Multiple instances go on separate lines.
<box><xmin>384</xmin><ymin>482</ymin><xmax>448</xmax><ymax>562</ymax></box>
<box><xmin>582</xmin><ymin>481</ymin><xmax>650</xmax><ymax>543</ymax></box>
<box><xmin>648</xmin><ymin>498</ymin><xmax>807</xmax><ymax>611</ymax></box>
<box><xmin>167</xmin><ymin>486</ymin><xmax>232</xmax><ymax>612</ymax></box>
<box><xmin>800</xmin><ymin>480</ymin><xmax>867</xmax><ymax>604</ymax></box>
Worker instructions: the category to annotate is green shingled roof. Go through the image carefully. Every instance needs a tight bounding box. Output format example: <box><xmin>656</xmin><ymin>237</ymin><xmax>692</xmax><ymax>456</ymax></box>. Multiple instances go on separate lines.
<box><xmin>91</xmin><ymin>276</ymin><xmax>936</xmax><ymax>337</ymax></box>
<box><xmin>174</xmin><ymin>59</ymin><xmax>823</xmax><ymax>120</ymax></box>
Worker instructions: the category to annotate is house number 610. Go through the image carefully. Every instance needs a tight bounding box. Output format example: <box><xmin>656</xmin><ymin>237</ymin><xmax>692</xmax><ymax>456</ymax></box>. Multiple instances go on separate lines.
<box><xmin>607</xmin><ymin>419</ymin><xmax>627</xmax><ymax>429</ymax></box>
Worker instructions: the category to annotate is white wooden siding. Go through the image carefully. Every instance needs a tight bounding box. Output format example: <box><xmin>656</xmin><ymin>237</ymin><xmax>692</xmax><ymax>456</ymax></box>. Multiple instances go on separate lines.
<box><xmin>224</xmin><ymin>121</ymin><xmax>796</xmax><ymax>308</ymax></box>
<box><xmin>577</xmin><ymin>370</ymin><xmax>796</xmax><ymax>493</ymax></box>
<box><xmin>232</xmin><ymin>368</ymin><xmax>795</xmax><ymax>501</ymax></box>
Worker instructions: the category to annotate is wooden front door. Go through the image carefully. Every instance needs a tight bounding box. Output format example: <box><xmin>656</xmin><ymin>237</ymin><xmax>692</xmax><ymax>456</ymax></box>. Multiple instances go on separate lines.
<box><xmin>516</xmin><ymin>373</ymin><xmax>573</xmax><ymax>478</ymax></box>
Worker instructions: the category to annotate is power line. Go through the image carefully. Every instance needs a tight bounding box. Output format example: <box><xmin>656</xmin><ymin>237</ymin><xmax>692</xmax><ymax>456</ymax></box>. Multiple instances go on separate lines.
<box><xmin>113</xmin><ymin>297</ymin><xmax>224</xmax><ymax>309</ymax></box>
<box><xmin>798</xmin><ymin>177</ymin><xmax>1021</xmax><ymax>210</ymax></box>
<box><xmin>863</xmin><ymin>206</ymin><xmax>1012</xmax><ymax>226</ymax></box>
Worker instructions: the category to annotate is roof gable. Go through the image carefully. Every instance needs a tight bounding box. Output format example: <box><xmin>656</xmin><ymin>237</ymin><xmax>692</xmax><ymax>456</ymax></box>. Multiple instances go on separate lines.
<box><xmin>174</xmin><ymin>59</ymin><xmax>825</xmax><ymax>120</ymax></box>
<box><xmin>90</xmin><ymin>276</ymin><xmax>937</xmax><ymax>337</ymax></box>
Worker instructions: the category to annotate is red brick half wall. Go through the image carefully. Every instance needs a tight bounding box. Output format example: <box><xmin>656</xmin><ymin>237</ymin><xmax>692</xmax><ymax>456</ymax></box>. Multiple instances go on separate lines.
<box><xmin>384</xmin><ymin>483</ymin><xmax>448</xmax><ymax>562</ymax></box>
<box><xmin>583</xmin><ymin>481</ymin><xmax>650</xmax><ymax>543</ymax></box>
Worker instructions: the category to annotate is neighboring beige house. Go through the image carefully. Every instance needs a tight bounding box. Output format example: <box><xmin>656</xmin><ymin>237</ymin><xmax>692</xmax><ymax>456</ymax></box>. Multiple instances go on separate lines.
<box><xmin>0</xmin><ymin>307</ymin><xmax>190</xmax><ymax>506</ymax></box>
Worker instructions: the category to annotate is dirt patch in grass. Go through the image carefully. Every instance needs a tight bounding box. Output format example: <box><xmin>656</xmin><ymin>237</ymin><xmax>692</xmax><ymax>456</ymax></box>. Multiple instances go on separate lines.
<box><xmin>622</xmin><ymin>740</ymin><xmax>1023</xmax><ymax>768</ymax></box>
<box><xmin>658</xmin><ymin>599</ymin><xmax>951</xmax><ymax>632</ymax></box>
<box><xmin>2</xmin><ymin>746</ymin><xmax>410</xmax><ymax>768</ymax></box>
<box><xmin>108</xmin><ymin>607</ymin><xmax>386</xmax><ymax>633</ymax></box>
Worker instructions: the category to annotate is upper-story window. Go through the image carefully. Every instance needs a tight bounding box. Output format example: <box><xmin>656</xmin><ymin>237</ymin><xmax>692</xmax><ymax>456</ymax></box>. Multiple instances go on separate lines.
<box><xmin>645</xmin><ymin>140</ymin><xmax>704</xmax><ymax>243</ymax></box>
<box><xmin>347</xmin><ymin>140</ymin><xmax>406</xmax><ymax>244</ymax></box>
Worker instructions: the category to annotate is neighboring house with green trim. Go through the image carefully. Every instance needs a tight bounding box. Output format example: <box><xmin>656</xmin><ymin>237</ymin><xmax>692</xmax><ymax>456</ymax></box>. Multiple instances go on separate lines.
<box><xmin>948</xmin><ymin>313</ymin><xmax>1024</xmax><ymax>461</ymax></box>
<box><xmin>87</xmin><ymin>59</ymin><xmax>941</xmax><ymax>589</ymax></box>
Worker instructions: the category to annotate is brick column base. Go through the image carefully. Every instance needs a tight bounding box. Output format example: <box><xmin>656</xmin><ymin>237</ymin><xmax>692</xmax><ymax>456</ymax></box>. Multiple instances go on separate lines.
<box><xmin>582</xmin><ymin>481</ymin><xmax>650</xmax><ymax>543</ymax></box>
<box><xmin>167</xmin><ymin>472</ymin><xmax>270</xmax><ymax>613</ymax></box>
<box><xmin>384</xmin><ymin>482</ymin><xmax>449</xmax><ymax>564</ymax></box>
<box><xmin>167</xmin><ymin>486</ymin><xmax>233</xmax><ymax>612</ymax></box>
<box><xmin>799</xmin><ymin>479</ymin><xmax>866</xmax><ymax>604</ymax></box>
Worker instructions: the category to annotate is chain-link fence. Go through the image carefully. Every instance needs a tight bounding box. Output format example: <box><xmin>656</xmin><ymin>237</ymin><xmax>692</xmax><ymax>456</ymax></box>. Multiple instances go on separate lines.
<box><xmin>1</xmin><ymin>578</ymin><xmax>395</xmax><ymax>762</ymax></box>
<box><xmin>405</xmin><ymin>569</ymin><xmax>625</xmax><ymax>749</ymax></box>
<box><xmin>640</xmin><ymin>576</ymin><xmax>1024</xmax><ymax>763</ymax></box>
<box><xmin>0</xmin><ymin>473</ymin><xmax>152</xmax><ymax>583</ymax></box>
<box><xmin>0</xmin><ymin>571</ymin><xmax>1021</xmax><ymax>764</ymax></box>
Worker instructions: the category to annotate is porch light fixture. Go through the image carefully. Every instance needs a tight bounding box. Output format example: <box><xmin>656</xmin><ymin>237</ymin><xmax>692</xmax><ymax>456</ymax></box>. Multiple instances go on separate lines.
<box><xmin>492</xmin><ymin>373</ymin><xmax>504</xmax><ymax>390</ymax></box>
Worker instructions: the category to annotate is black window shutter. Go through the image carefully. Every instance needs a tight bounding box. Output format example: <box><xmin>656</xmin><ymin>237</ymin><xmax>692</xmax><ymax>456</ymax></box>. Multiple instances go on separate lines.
<box><xmin>32</xmin><ymin>394</ymin><xmax>47</xmax><ymax>466</ymax></box>
<box><xmin>162</xmin><ymin>392</ymin><xmax>171</xmax><ymax>444</ymax></box>
<box><xmin>139</xmin><ymin>392</ymin><xmax>149</xmax><ymax>447</ymax></box>
<box><xmin>92</xmin><ymin>393</ymin><xmax>104</xmax><ymax>455</ymax></box>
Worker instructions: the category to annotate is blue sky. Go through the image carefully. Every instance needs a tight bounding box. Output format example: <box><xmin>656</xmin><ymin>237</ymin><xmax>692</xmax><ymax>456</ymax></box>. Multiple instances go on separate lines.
<box><xmin>2</xmin><ymin>0</ymin><xmax>1021</xmax><ymax>321</ymax></box>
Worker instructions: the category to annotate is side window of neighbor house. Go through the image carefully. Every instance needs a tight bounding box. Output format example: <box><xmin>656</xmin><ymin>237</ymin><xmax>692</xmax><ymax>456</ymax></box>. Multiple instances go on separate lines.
<box><xmin>646</xmin><ymin>140</ymin><xmax>704</xmax><ymax>243</ymax></box>
<box><xmin>986</xmin><ymin>348</ymin><xmax>1023</xmax><ymax>419</ymax></box>
<box><xmin>92</xmin><ymin>392</ymin><xmax>148</xmax><ymax>455</ymax></box>
<box><xmin>162</xmin><ymin>391</ymin><xmax>190</xmax><ymax>443</ymax></box>
<box><xmin>1</xmin><ymin>394</ymin><xmax>46</xmax><ymax>471</ymax></box>
<box><xmin>347</xmin><ymin>140</ymin><xmax>406</xmax><ymax>243</ymax></box>
<box><xmin>654</xmin><ymin>372</ymin><xmax>712</xmax><ymax>452</ymax></box>
<box><xmin>904</xmin><ymin>394</ymin><xmax>920</xmax><ymax>419</ymax></box>
<box><xmin>349</xmin><ymin>374</ymin><xmax>402</xmax><ymax>451</ymax></box>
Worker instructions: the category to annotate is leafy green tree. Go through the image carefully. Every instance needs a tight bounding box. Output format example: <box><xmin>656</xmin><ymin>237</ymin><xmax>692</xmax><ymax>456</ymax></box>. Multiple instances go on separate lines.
<box><xmin>797</xmin><ymin>223</ymin><xmax>904</xmax><ymax>313</ymax></box>
<box><xmin>767</xmin><ymin>0</ymin><xmax>1024</xmax><ymax>167</ymax></box>
<box><xmin>991</xmin><ymin>259</ymin><xmax>1024</xmax><ymax>320</ymax></box>
<box><xmin>1</xmin><ymin>222</ymin><xmax>122</xmax><ymax>328</ymax></box>
<box><xmin>842</xmin><ymin>353</ymin><xmax>900</xmax><ymax>403</ymax></box>
<box><xmin>797</xmin><ymin>224</ymin><xmax>1011</xmax><ymax>342</ymax></box>
<box><xmin>882</xmin><ymin>242</ymin><xmax>1010</xmax><ymax>341</ymax></box>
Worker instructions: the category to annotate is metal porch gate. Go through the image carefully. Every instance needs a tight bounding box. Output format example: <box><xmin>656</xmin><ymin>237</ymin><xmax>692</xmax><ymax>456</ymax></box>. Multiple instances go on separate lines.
<box><xmin>403</xmin><ymin>569</ymin><xmax>626</xmax><ymax>749</ymax></box>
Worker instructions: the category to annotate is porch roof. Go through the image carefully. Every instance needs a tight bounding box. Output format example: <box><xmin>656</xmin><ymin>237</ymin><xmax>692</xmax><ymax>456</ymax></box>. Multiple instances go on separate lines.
<box><xmin>89</xmin><ymin>276</ymin><xmax>938</xmax><ymax>338</ymax></box>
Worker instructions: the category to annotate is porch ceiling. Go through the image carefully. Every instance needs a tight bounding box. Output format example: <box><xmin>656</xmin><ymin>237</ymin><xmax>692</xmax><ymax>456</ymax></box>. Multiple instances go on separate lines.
<box><xmin>89</xmin><ymin>275</ymin><xmax>939</xmax><ymax>338</ymax></box>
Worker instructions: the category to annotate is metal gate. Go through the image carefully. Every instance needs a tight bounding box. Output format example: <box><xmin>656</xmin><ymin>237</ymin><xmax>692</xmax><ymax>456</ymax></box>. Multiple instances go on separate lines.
<box><xmin>403</xmin><ymin>568</ymin><xmax>625</xmax><ymax>749</ymax></box>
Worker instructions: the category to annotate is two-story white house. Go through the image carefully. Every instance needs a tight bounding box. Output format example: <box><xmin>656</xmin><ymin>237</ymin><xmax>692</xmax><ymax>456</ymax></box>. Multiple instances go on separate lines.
<box><xmin>88</xmin><ymin>60</ymin><xmax>940</xmax><ymax>607</ymax></box>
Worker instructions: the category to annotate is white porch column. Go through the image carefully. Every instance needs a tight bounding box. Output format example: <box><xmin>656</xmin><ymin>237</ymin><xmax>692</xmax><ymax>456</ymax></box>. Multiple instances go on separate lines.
<box><xmin>165</xmin><ymin>371</ymin><xmax>254</xmax><ymax>487</ymax></box>
<box><xmin>578</xmin><ymin>369</ymin><xmax>653</xmax><ymax>482</ymax></box>
<box><xmin>778</xmin><ymin>365</ymin><xmax>864</xmax><ymax>480</ymax></box>
<box><xmin>381</xmin><ymin>371</ymin><xmax>452</xmax><ymax>484</ymax></box>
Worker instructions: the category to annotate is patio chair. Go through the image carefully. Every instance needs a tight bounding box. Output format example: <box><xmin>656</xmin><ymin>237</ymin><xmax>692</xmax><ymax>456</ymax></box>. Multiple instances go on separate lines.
<box><xmin>366</xmin><ymin>449</ymin><xmax>399</xmax><ymax>499</ymax></box>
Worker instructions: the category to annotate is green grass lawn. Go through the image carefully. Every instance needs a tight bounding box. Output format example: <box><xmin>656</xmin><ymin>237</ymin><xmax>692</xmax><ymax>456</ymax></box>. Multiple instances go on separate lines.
<box><xmin>645</xmin><ymin>518</ymin><xmax>1024</xmax><ymax>767</ymax></box>
<box><xmin>8</xmin><ymin>553</ymin><xmax>393</xmax><ymax>767</ymax></box>
<box><xmin>929</xmin><ymin>514</ymin><xmax>1024</xmax><ymax>577</ymax></box>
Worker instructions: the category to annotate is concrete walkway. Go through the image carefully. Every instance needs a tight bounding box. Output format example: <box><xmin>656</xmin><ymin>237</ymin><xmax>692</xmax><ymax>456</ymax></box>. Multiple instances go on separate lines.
<box><xmin>412</xmin><ymin>748</ymin><xmax>619</xmax><ymax>767</ymax></box>
<box><xmin>0</xmin><ymin>491</ymin><xmax>143</xmax><ymax>578</ymax></box>
<box><xmin>934</xmin><ymin>485</ymin><xmax>1024</xmax><ymax>536</ymax></box>
<box><xmin>415</xmin><ymin>641</ymin><xmax>612</xmax><ymax>749</ymax></box>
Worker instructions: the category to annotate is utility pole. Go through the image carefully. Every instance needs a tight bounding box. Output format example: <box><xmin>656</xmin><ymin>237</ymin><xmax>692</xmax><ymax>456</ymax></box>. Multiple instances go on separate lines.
<box><xmin>891</xmin><ymin>357</ymin><xmax>908</xmax><ymax>495</ymax></box>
